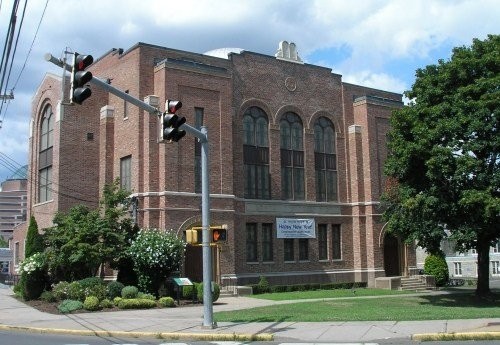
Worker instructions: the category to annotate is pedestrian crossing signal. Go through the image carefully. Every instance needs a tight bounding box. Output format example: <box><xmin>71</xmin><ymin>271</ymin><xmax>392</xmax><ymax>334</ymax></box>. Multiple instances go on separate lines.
<box><xmin>212</xmin><ymin>228</ymin><xmax>227</xmax><ymax>243</ymax></box>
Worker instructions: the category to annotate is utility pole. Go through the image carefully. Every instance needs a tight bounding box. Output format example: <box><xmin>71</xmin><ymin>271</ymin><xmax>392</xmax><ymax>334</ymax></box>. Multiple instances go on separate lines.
<box><xmin>45</xmin><ymin>53</ymin><xmax>215</xmax><ymax>328</ymax></box>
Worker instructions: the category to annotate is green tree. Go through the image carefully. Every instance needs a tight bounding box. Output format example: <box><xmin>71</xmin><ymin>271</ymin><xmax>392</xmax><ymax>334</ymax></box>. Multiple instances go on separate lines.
<box><xmin>0</xmin><ymin>236</ymin><xmax>8</xmax><ymax>248</ymax></box>
<box><xmin>44</xmin><ymin>180</ymin><xmax>132</xmax><ymax>281</ymax></box>
<box><xmin>25</xmin><ymin>216</ymin><xmax>44</xmax><ymax>257</ymax></box>
<box><xmin>383</xmin><ymin>35</ymin><xmax>499</xmax><ymax>296</ymax></box>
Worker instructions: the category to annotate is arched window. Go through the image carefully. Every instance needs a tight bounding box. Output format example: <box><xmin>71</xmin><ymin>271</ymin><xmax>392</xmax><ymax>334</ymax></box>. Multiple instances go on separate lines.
<box><xmin>243</xmin><ymin>107</ymin><xmax>270</xmax><ymax>199</ymax></box>
<box><xmin>314</xmin><ymin>117</ymin><xmax>337</xmax><ymax>201</ymax></box>
<box><xmin>38</xmin><ymin>105</ymin><xmax>54</xmax><ymax>203</ymax></box>
<box><xmin>280</xmin><ymin>112</ymin><xmax>304</xmax><ymax>200</ymax></box>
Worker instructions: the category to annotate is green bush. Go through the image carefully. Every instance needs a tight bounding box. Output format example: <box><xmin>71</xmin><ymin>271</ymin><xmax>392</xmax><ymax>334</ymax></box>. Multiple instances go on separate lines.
<box><xmin>99</xmin><ymin>298</ymin><xmax>113</xmax><ymax>309</ymax></box>
<box><xmin>20</xmin><ymin>269</ymin><xmax>47</xmax><ymax>301</ymax></box>
<box><xmin>107</xmin><ymin>281</ymin><xmax>124</xmax><ymax>300</ymax></box>
<box><xmin>83</xmin><ymin>296</ymin><xmax>101</xmax><ymax>311</ymax></box>
<box><xmin>196</xmin><ymin>282</ymin><xmax>220</xmax><ymax>303</ymax></box>
<box><xmin>58</xmin><ymin>299</ymin><xmax>83</xmax><ymax>313</ymax></box>
<box><xmin>137</xmin><ymin>292</ymin><xmax>155</xmax><ymax>300</ymax></box>
<box><xmin>424</xmin><ymin>254</ymin><xmax>449</xmax><ymax>286</ymax></box>
<box><xmin>113</xmin><ymin>297</ymin><xmax>122</xmax><ymax>305</ymax></box>
<box><xmin>40</xmin><ymin>291</ymin><xmax>57</xmax><ymax>303</ymax></box>
<box><xmin>78</xmin><ymin>277</ymin><xmax>104</xmax><ymax>289</ymax></box>
<box><xmin>121</xmin><ymin>285</ymin><xmax>139</xmax><ymax>299</ymax></box>
<box><xmin>67</xmin><ymin>281</ymin><xmax>85</xmax><ymax>301</ymax></box>
<box><xmin>182</xmin><ymin>285</ymin><xmax>196</xmax><ymax>299</ymax></box>
<box><xmin>256</xmin><ymin>276</ymin><xmax>270</xmax><ymax>294</ymax></box>
<box><xmin>52</xmin><ymin>281</ymin><xmax>70</xmax><ymax>300</ymax></box>
<box><xmin>158</xmin><ymin>296</ymin><xmax>175</xmax><ymax>307</ymax></box>
<box><xmin>116</xmin><ymin>298</ymin><xmax>157</xmax><ymax>309</ymax></box>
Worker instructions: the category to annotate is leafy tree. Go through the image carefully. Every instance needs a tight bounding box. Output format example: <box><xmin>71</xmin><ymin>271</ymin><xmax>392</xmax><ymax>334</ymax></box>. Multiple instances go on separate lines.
<box><xmin>25</xmin><ymin>216</ymin><xmax>44</xmax><ymax>257</ymax></box>
<box><xmin>44</xmin><ymin>180</ymin><xmax>132</xmax><ymax>282</ymax></box>
<box><xmin>127</xmin><ymin>228</ymin><xmax>185</xmax><ymax>296</ymax></box>
<box><xmin>0</xmin><ymin>236</ymin><xmax>8</xmax><ymax>248</ymax></box>
<box><xmin>383</xmin><ymin>35</ymin><xmax>499</xmax><ymax>296</ymax></box>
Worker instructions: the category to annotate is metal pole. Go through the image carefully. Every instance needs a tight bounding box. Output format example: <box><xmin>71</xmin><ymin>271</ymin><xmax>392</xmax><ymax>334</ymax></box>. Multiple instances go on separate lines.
<box><xmin>201</xmin><ymin>126</ymin><xmax>214</xmax><ymax>328</ymax></box>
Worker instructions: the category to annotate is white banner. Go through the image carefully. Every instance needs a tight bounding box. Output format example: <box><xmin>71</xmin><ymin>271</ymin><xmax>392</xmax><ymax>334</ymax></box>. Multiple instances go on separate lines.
<box><xmin>276</xmin><ymin>218</ymin><xmax>316</xmax><ymax>238</ymax></box>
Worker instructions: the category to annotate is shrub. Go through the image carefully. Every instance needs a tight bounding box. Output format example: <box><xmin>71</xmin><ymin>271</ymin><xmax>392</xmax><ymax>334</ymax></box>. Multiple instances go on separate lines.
<box><xmin>107</xmin><ymin>281</ymin><xmax>124</xmax><ymax>300</ymax></box>
<box><xmin>256</xmin><ymin>276</ymin><xmax>270</xmax><ymax>294</ymax></box>
<box><xmin>113</xmin><ymin>297</ymin><xmax>122</xmax><ymax>305</ymax></box>
<box><xmin>85</xmin><ymin>284</ymin><xmax>107</xmax><ymax>300</ymax></box>
<box><xmin>40</xmin><ymin>291</ymin><xmax>57</xmax><ymax>303</ymax></box>
<box><xmin>99</xmin><ymin>298</ymin><xmax>113</xmax><ymax>308</ymax></box>
<box><xmin>196</xmin><ymin>282</ymin><xmax>220</xmax><ymax>303</ymax></box>
<box><xmin>121</xmin><ymin>285</ymin><xmax>139</xmax><ymax>299</ymax></box>
<box><xmin>116</xmin><ymin>298</ymin><xmax>157</xmax><ymax>309</ymax></box>
<box><xmin>67</xmin><ymin>281</ymin><xmax>85</xmax><ymax>301</ymax></box>
<box><xmin>78</xmin><ymin>277</ymin><xmax>105</xmax><ymax>289</ymax></box>
<box><xmin>83</xmin><ymin>296</ymin><xmax>101</xmax><ymax>311</ymax></box>
<box><xmin>182</xmin><ymin>285</ymin><xmax>196</xmax><ymax>299</ymax></box>
<box><xmin>424</xmin><ymin>254</ymin><xmax>449</xmax><ymax>286</ymax></box>
<box><xmin>127</xmin><ymin>228</ymin><xmax>185</xmax><ymax>296</ymax></box>
<box><xmin>159</xmin><ymin>296</ymin><xmax>175</xmax><ymax>307</ymax></box>
<box><xmin>25</xmin><ymin>216</ymin><xmax>44</xmax><ymax>258</ymax></box>
<box><xmin>137</xmin><ymin>292</ymin><xmax>155</xmax><ymax>300</ymax></box>
<box><xmin>52</xmin><ymin>281</ymin><xmax>70</xmax><ymax>300</ymax></box>
<box><xmin>58</xmin><ymin>299</ymin><xmax>83</xmax><ymax>313</ymax></box>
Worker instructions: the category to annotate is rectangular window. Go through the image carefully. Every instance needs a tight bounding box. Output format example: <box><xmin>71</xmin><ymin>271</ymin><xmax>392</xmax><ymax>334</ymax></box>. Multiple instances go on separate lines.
<box><xmin>120</xmin><ymin>155</ymin><xmax>132</xmax><ymax>191</ymax></box>
<box><xmin>284</xmin><ymin>239</ymin><xmax>294</xmax><ymax>262</ymax></box>
<box><xmin>332</xmin><ymin>224</ymin><xmax>341</xmax><ymax>260</ymax></box>
<box><xmin>299</xmin><ymin>238</ymin><xmax>309</xmax><ymax>261</ymax></box>
<box><xmin>492</xmin><ymin>261</ymin><xmax>500</xmax><ymax>275</ymax></box>
<box><xmin>246</xmin><ymin>223</ymin><xmax>258</xmax><ymax>262</ymax></box>
<box><xmin>454</xmin><ymin>262</ymin><xmax>463</xmax><ymax>276</ymax></box>
<box><xmin>318</xmin><ymin>224</ymin><xmax>328</xmax><ymax>260</ymax></box>
<box><xmin>194</xmin><ymin>108</ymin><xmax>204</xmax><ymax>193</ymax></box>
<box><xmin>262</xmin><ymin>223</ymin><xmax>273</xmax><ymax>262</ymax></box>
<box><xmin>14</xmin><ymin>242</ymin><xmax>19</xmax><ymax>266</ymax></box>
<box><xmin>493</xmin><ymin>241</ymin><xmax>499</xmax><ymax>253</ymax></box>
<box><xmin>38</xmin><ymin>166</ymin><xmax>52</xmax><ymax>203</ymax></box>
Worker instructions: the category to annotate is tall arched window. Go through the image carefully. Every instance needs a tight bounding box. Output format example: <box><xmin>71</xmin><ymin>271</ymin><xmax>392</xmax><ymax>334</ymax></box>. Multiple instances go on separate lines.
<box><xmin>38</xmin><ymin>105</ymin><xmax>54</xmax><ymax>203</ymax></box>
<box><xmin>280</xmin><ymin>112</ymin><xmax>304</xmax><ymax>200</ymax></box>
<box><xmin>243</xmin><ymin>107</ymin><xmax>270</xmax><ymax>199</ymax></box>
<box><xmin>314</xmin><ymin>116</ymin><xmax>337</xmax><ymax>201</ymax></box>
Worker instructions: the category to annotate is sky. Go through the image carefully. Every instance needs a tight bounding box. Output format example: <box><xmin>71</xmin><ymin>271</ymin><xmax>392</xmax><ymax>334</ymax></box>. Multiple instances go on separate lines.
<box><xmin>0</xmin><ymin>0</ymin><xmax>499</xmax><ymax>181</ymax></box>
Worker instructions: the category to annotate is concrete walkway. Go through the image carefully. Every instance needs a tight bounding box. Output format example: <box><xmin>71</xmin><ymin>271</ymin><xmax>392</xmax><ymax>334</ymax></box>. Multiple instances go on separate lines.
<box><xmin>1</xmin><ymin>283</ymin><xmax>499</xmax><ymax>342</ymax></box>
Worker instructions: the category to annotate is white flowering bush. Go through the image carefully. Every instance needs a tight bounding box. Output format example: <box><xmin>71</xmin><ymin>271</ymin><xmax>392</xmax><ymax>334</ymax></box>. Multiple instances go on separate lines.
<box><xmin>127</xmin><ymin>228</ymin><xmax>185</xmax><ymax>295</ymax></box>
<box><xmin>18</xmin><ymin>253</ymin><xmax>45</xmax><ymax>275</ymax></box>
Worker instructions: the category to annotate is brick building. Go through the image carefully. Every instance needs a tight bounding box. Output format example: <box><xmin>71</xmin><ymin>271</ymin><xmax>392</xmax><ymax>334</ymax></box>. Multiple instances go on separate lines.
<box><xmin>16</xmin><ymin>41</ymin><xmax>416</xmax><ymax>286</ymax></box>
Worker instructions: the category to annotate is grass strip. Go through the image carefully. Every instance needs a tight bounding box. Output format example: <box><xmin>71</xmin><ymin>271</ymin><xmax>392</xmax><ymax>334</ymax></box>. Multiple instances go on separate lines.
<box><xmin>215</xmin><ymin>293</ymin><xmax>500</xmax><ymax>322</ymax></box>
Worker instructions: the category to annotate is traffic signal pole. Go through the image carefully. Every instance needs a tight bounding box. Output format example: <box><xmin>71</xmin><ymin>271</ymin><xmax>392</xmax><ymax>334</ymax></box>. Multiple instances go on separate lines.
<box><xmin>46</xmin><ymin>53</ymin><xmax>215</xmax><ymax>328</ymax></box>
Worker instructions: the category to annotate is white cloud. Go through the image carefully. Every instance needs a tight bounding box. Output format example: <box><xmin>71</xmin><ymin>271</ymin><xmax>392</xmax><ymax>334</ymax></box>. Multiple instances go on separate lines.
<box><xmin>342</xmin><ymin>70</ymin><xmax>408</xmax><ymax>94</ymax></box>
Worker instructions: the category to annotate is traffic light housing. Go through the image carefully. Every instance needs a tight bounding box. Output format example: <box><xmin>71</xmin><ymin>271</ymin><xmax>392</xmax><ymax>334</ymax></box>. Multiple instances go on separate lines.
<box><xmin>70</xmin><ymin>53</ymin><xmax>93</xmax><ymax>104</ymax></box>
<box><xmin>212</xmin><ymin>228</ymin><xmax>227</xmax><ymax>243</ymax></box>
<box><xmin>185</xmin><ymin>229</ymin><xmax>199</xmax><ymax>244</ymax></box>
<box><xmin>161</xmin><ymin>100</ymin><xmax>186</xmax><ymax>142</ymax></box>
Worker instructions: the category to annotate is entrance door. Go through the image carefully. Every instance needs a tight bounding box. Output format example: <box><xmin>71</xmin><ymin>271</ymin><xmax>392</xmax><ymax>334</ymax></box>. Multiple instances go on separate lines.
<box><xmin>184</xmin><ymin>245</ymin><xmax>220</xmax><ymax>283</ymax></box>
<box><xmin>184</xmin><ymin>245</ymin><xmax>203</xmax><ymax>282</ymax></box>
<box><xmin>384</xmin><ymin>233</ymin><xmax>401</xmax><ymax>276</ymax></box>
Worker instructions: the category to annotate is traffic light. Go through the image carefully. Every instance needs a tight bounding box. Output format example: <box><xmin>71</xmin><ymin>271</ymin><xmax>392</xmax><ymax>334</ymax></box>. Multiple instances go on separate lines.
<box><xmin>70</xmin><ymin>53</ymin><xmax>93</xmax><ymax>104</ymax></box>
<box><xmin>212</xmin><ymin>228</ymin><xmax>227</xmax><ymax>243</ymax></box>
<box><xmin>161</xmin><ymin>100</ymin><xmax>186</xmax><ymax>142</ymax></box>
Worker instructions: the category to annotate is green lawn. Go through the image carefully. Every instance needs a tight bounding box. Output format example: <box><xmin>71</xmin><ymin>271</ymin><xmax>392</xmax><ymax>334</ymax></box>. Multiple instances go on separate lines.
<box><xmin>248</xmin><ymin>288</ymin><xmax>413</xmax><ymax>301</ymax></box>
<box><xmin>215</xmin><ymin>293</ymin><xmax>500</xmax><ymax>322</ymax></box>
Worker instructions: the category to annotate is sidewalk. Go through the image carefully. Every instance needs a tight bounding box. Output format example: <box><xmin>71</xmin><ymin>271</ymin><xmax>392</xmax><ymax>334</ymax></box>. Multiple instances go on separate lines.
<box><xmin>1</xmin><ymin>283</ymin><xmax>499</xmax><ymax>342</ymax></box>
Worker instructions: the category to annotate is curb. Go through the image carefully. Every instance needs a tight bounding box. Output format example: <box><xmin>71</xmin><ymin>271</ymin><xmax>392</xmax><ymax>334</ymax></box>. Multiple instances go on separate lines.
<box><xmin>0</xmin><ymin>324</ymin><xmax>274</xmax><ymax>341</ymax></box>
<box><xmin>412</xmin><ymin>331</ymin><xmax>500</xmax><ymax>341</ymax></box>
